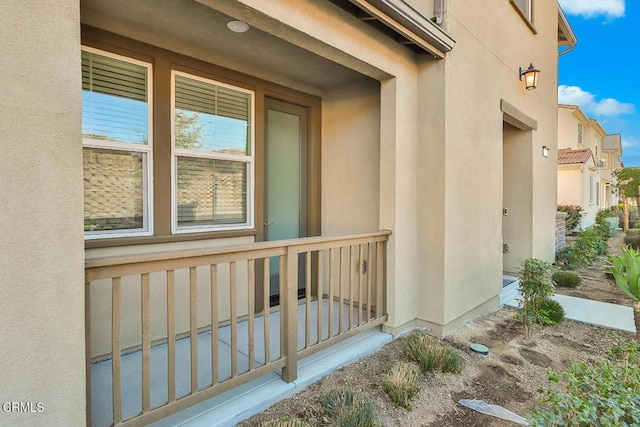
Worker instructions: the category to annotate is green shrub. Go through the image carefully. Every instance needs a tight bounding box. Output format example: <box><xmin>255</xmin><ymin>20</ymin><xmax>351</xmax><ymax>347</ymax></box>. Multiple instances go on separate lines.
<box><xmin>558</xmin><ymin>205</ymin><xmax>583</xmax><ymax>231</ymax></box>
<box><xmin>262</xmin><ymin>417</ymin><xmax>312</xmax><ymax>427</ymax></box>
<box><xmin>530</xmin><ymin>340</ymin><xmax>640</xmax><ymax>426</ymax></box>
<box><xmin>556</xmin><ymin>224</ymin><xmax>610</xmax><ymax>269</ymax></box>
<box><xmin>626</xmin><ymin>228</ymin><xmax>640</xmax><ymax>236</ymax></box>
<box><xmin>518</xmin><ymin>258</ymin><xmax>556</xmax><ymax>337</ymax></box>
<box><xmin>382</xmin><ymin>362</ymin><xmax>421</xmax><ymax>410</ymax></box>
<box><xmin>536</xmin><ymin>298</ymin><xmax>565</xmax><ymax>325</ymax></box>
<box><xmin>624</xmin><ymin>234</ymin><xmax>640</xmax><ymax>250</ymax></box>
<box><xmin>403</xmin><ymin>332</ymin><xmax>462</xmax><ymax>374</ymax></box>
<box><xmin>322</xmin><ymin>388</ymin><xmax>376</xmax><ymax>427</ymax></box>
<box><xmin>551</xmin><ymin>271</ymin><xmax>581</xmax><ymax>288</ymax></box>
<box><xmin>595</xmin><ymin>207</ymin><xmax>620</xmax><ymax>225</ymax></box>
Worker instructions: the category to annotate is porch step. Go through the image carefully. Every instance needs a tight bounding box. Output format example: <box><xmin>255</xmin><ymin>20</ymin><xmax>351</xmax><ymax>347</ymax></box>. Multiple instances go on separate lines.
<box><xmin>151</xmin><ymin>328</ymin><xmax>392</xmax><ymax>427</ymax></box>
<box><xmin>500</xmin><ymin>278</ymin><xmax>520</xmax><ymax>306</ymax></box>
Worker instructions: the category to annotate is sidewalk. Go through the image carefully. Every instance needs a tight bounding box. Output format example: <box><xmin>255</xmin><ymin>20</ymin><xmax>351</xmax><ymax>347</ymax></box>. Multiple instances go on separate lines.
<box><xmin>501</xmin><ymin>282</ymin><xmax>636</xmax><ymax>334</ymax></box>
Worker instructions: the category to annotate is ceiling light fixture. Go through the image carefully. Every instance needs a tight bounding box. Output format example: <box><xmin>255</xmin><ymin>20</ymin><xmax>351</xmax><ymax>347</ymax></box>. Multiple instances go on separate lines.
<box><xmin>227</xmin><ymin>20</ymin><xmax>250</xmax><ymax>33</ymax></box>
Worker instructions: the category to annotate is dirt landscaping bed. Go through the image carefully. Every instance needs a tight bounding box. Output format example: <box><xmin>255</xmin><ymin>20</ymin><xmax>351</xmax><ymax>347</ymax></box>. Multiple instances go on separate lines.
<box><xmin>240</xmin><ymin>230</ymin><xmax>636</xmax><ymax>426</ymax></box>
<box><xmin>240</xmin><ymin>308</ymin><xmax>633</xmax><ymax>426</ymax></box>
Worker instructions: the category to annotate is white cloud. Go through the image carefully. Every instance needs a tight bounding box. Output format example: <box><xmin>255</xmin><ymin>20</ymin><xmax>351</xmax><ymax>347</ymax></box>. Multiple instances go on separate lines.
<box><xmin>622</xmin><ymin>136</ymin><xmax>640</xmax><ymax>149</ymax></box>
<box><xmin>558</xmin><ymin>85</ymin><xmax>635</xmax><ymax>117</ymax></box>
<box><xmin>559</xmin><ymin>0</ymin><xmax>625</xmax><ymax>19</ymax></box>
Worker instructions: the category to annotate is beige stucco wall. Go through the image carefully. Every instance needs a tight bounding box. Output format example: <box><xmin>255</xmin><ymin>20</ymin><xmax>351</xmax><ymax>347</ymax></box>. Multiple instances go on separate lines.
<box><xmin>558</xmin><ymin>107</ymin><xmax>582</xmax><ymax>148</ymax></box>
<box><xmin>415</xmin><ymin>0</ymin><xmax>559</xmax><ymax>332</ymax></box>
<box><xmin>322</xmin><ymin>78</ymin><xmax>381</xmax><ymax>236</ymax></box>
<box><xmin>558</xmin><ymin>167</ymin><xmax>583</xmax><ymax>207</ymax></box>
<box><xmin>0</xmin><ymin>1</ymin><xmax>86</xmax><ymax>426</ymax></box>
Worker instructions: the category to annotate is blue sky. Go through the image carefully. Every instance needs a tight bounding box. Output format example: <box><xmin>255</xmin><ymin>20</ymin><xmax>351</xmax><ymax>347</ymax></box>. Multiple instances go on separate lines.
<box><xmin>557</xmin><ymin>0</ymin><xmax>639</xmax><ymax>165</ymax></box>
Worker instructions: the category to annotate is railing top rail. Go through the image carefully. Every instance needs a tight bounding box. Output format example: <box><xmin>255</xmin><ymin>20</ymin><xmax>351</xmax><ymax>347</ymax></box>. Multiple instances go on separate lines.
<box><xmin>85</xmin><ymin>230</ymin><xmax>392</xmax><ymax>271</ymax></box>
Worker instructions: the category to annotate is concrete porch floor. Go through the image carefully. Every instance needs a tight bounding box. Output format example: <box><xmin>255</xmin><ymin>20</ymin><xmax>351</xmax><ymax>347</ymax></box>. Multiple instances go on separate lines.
<box><xmin>91</xmin><ymin>298</ymin><xmax>392</xmax><ymax>427</ymax></box>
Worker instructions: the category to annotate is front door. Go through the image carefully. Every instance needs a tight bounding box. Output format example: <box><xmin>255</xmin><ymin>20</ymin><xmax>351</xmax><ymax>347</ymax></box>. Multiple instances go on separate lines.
<box><xmin>265</xmin><ymin>98</ymin><xmax>308</xmax><ymax>305</ymax></box>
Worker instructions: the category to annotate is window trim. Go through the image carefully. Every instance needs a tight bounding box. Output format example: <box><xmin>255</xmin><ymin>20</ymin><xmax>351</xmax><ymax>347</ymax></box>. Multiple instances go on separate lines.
<box><xmin>170</xmin><ymin>70</ymin><xmax>255</xmax><ymax>234</ymax></box>
<box><xmin>509</xmin><ymin>0</ymin><xmax>537</xmax><ymax>34</ymax></box>
<box><xmin>577</xmin><ymin>123</ymin><xmax>583</xmax><ymax>144</ymax></box>
<box><xmin>82</xmin><ymin>45</ymin><xmax>154</xmax><ymax>240</ymax></box>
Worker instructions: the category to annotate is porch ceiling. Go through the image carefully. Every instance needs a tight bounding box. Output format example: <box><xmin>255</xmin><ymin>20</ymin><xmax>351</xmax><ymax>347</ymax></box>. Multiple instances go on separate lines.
<box><xmin>81</xmin><ymin>0</ymin><xmax>370</xmax><ymax>92</ymax></box>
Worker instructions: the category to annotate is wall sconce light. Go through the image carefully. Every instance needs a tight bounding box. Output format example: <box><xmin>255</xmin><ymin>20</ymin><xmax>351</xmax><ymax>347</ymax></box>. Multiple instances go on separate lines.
<box><xmin>542</xmin><ymin>146</ymin><xmax>550</xmax><ymax>157</ymax></box>
<box><xmin>520</xmin><ymin>63</ymin><xmax>540</xmax><ymax>90</ymax></box>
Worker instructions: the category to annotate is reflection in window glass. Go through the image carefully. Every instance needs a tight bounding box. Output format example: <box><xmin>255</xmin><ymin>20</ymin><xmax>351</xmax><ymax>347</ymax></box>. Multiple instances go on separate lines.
<box><xmin>82</xmin><ymin>50</ymin><xmax>149</xmax><ymax>144</ymax></box>
<box><xmin>83</xmin><ymin>148</ymin><xmax>144</xmax><ymax>231</ymax></box>
<box><xmin>176</xmin><ymin>157</ymin><xmax>247</xmax><ymax>226</ymax></box>
<box><xmin>174</xmin><ymin>75</ymin><xmax>250</xmax><ymax>155</ymax></box>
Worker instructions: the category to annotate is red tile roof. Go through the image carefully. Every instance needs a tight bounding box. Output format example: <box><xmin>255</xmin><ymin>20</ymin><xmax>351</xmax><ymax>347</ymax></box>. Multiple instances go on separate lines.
<box><xmin>557</xmin><ymin>148</ymin><xmax>593</xmax><ymax>165</ymax></box>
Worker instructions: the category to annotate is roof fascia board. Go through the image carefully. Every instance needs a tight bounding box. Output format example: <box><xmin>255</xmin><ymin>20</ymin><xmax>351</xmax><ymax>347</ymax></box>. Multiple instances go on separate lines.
<box><xmin>348</xmin><ymin>0</ymin><xmax>455</xmax><ymax>57</ymax></box>
<box><xmin>558</xmin><ymin>5</ymin><xmax>577</xmax><ymax>47</ymax></box>
<box><xmin>590</xmin><ymin>119</ymin><xmax>606</xmax><ymax>136</ymax></box>
<box><xmin>571</xmin><ymin>107</ymin><xmax>589</xmax><ymax>125</ymax></box>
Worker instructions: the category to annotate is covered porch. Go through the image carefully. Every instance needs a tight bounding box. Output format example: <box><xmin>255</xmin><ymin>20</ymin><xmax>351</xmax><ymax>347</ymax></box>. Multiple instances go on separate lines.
<box><xmin>86</xmin><ymin>231</ymin><xmax>390</xmax><ymax>426</ymax></box>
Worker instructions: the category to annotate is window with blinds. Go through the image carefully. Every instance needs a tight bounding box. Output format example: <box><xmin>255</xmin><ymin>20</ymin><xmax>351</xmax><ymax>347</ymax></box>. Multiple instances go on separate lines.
<box><xmin>512</xmin><ymin>0</ymin><xmax>532</xmax><ymax>21</ymax></box>
<box><xmin>172</xmin><ymin>71</ymin><xmax>254</xmax><ymax>231</ymax></box>
<box><xmin>82</xmin><ymin>47</ymin><xmax>153</xmax><ymax>238</ymax></box>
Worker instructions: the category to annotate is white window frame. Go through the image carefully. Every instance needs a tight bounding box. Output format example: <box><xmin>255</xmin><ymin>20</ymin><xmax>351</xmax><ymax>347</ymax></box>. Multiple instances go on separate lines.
<box><xmin>171</xmin><ymin>70</ymin><xmax>255</xmax><ymax>234</ymax></box>
<box><xmin>578</xmin><ymin>123</ymin><xmax>583</xmax><ymax>144</ymax></box>
<box><xmin>82</xmin><ymin>46</ymin><xmax>154</xmax><ymax>240</ymax></box>
<box><xmin>511</xmin><ymin>0</ymin><xmax>533</xmax><ymax>22</ymax></box>
<box><xmin>589</xmin><ymin>174</ymin><xmax>594</xmax><ymax>204</ymax></box>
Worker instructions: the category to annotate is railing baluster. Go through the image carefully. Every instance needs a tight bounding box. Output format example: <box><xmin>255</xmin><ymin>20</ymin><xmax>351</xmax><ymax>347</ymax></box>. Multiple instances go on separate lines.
<box><xmin>316</xmin><ymin>250</ymin><xmax>323</xmax><ymax>344</ymax></box>
<box><xmin>338</xmin><ymin>247</ymin><xmax>344</xmax><ymax>334</ymax></box>
<box><xmin>189</xmin><ymin>267</ymin><xmax>198</xmax><ymax>393</ymax></box>
<box><xmin>112</xmin><ymin>277</ymin><xmax>122</xmax><ymax>424</ymax></box>
<box><xmin>248</xmin><ymin>259</ymin><xmax>255</xmax><ymax>371</ymax></box>
<box><xmin>263</xmin><ymin>258</ymin><xmax>270</xmax><ymax>365</ymax></box>
<box><xmin>305</xmin><ymin>252</ymin><xmax>311</xmax><ymax>349</ymax></box>
<box><xmin>279</xmin><ymin>255</ymin><xmax>285</xmax><ymax>359</ymax></box>
<box><xmin>358</xmin><ymin>244</ymin><xmax>363</xmax><ymax>326</ymax></box>
<box><xmin>366</xmin><ymin>244</ymin><xmax>372</xmax><ymax>323</ymax></box>
<box><xmin>167</xmin><ymin>270</ymin><xmax>176</xmax><ymax>403</ymax></box>
<box><xmin>210</xmin><ymin>264</ymin><xmax>218</xmax><ymax>385</ymax></box>
<box><xmin>328</xmin><ymin>248</ymin><xmax>335</xmax><ymax>339</ymax></box>
<box><xmin>349</xmin><ymin>246</ymin><xmax>355</xmax><ymax>330</ymax></box>
<box><xmin>376</xmin><ymin>242</ymin><xmax>384</xmax><ymax>318</ymax></box>
<box><xmin>230</xmin><ymin>261</ymin><xmax>238</xmax><ymax>378</ymax></box>
<box><xmin>141</xmin><ymin>273</ymin><xmax>151</xmax><ymax>413</ymax></box>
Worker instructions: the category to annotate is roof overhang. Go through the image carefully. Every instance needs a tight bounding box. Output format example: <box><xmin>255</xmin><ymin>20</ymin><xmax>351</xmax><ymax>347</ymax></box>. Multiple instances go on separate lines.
<box><xmin>342</xmin><ymin>0</ymin><xmax>455</xmax><ymax>58</ymax></box>
<box><xmin>590</xmin><ymin>119</ymin><xmax>607</xmax><ymax>137</ymax></box>
<box><xmin>558</xmin><ymin>4</ymin><xmax>577</xmax><ymax>55</ymax></box>
<box><xmin>571</xmin><ymin>107</ymin><xmax>590</xmax><ymax>125</ymax></box>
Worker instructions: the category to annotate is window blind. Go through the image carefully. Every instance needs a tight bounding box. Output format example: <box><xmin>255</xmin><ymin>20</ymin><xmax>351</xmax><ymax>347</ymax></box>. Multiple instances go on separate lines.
<box><xmin>175</xmin><ymin>75</ymin><xmax>250</xmax><ymax>123</ymax></box>
<box><xmin>82</xmin><ymin>50</ymin><xmax>149</xmax><ymax>144</ymax></box>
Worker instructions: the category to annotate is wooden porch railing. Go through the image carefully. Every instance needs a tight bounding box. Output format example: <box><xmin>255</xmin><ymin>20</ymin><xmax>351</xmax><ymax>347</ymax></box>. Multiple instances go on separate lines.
<box><xmin>85</xmin><ymin>231</ymin><xmax>390</xmax><ymax>427</ymax></box>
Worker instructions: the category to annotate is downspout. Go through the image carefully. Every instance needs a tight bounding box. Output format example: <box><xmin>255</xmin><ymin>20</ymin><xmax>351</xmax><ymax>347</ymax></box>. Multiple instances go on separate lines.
<box><xmin>558</xmin><ymin>44</ymin><xmax>575</xmax><ymax>56</ymax></box>
<box><xmin>433</xmin><ymin>0</ymin><xmax>444</xmax><ymax>24</ymax></box>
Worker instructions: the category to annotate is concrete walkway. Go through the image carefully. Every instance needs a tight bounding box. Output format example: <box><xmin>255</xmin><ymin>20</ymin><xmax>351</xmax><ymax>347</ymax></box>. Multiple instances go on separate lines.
<box><xmin>501</xmin><ymin>281</ymin><xmax>636</xmax><ymax>334</ymax></box>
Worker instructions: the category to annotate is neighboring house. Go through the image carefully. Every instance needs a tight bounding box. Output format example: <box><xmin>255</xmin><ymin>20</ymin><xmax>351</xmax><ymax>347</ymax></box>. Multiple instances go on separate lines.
<box><xmin>557</xmin><ymin>105</ymin><xmax>607</xmax><ymax>229</ymax></box>
<box><xmin>1</xmin><ymin>1</ymin><xmax>575</xmax><ymax>425</ymax></box>
<box><xmin>557</xmin><ymin>147</ymin><xmax>598</xmax><ymax>228</ymax></box>
<box><xmin>601</xmin><ymin>133</ymin><xmax>624</xmax><ymax>209</ymax></box>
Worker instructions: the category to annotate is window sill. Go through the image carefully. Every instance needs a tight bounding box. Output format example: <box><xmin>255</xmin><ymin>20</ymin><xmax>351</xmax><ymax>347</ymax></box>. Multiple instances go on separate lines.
<box><xmin>509</xmin><ymin>0</ymin><xmax>537</xmax><ymax>34</ymax></box>
<box><xmin>84</xmin><ymin>229</ymin><xmax>257</xmax><ymax>249</ymax></box>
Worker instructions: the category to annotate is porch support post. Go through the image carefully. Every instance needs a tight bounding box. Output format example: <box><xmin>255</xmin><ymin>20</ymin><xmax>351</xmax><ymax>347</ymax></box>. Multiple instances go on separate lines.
<box><xmin>281</xmin><ymin>247</ymin><xmax>299</xmax><ymax>382</ymax></box>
